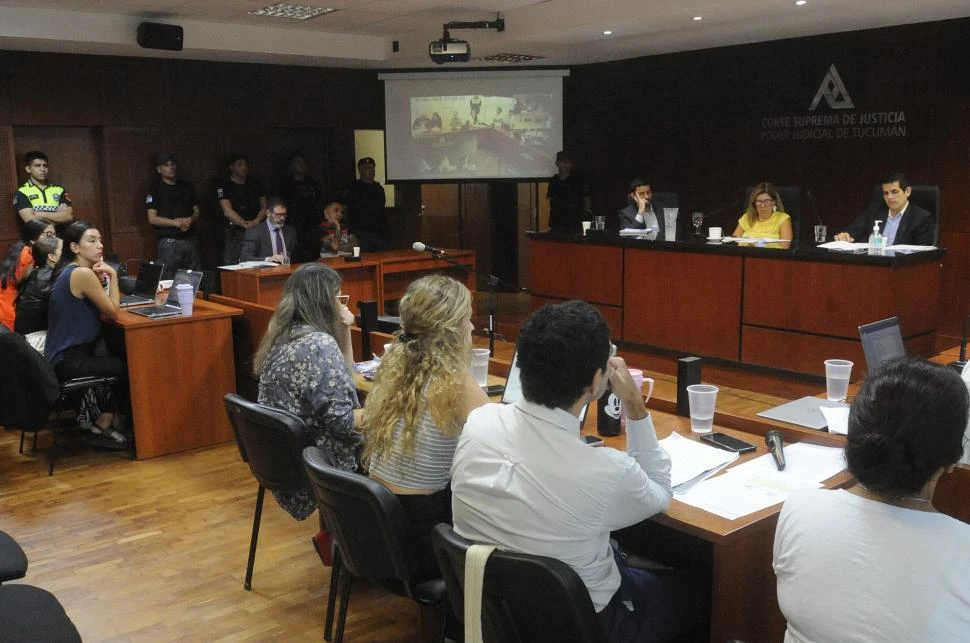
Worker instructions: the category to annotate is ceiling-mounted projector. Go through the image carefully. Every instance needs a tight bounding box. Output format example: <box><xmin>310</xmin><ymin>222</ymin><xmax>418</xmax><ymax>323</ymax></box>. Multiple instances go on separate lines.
<box><xmin>429</xmin><ymin>38</ymin><xmax>470</xmax><ymax>64</ymax></box>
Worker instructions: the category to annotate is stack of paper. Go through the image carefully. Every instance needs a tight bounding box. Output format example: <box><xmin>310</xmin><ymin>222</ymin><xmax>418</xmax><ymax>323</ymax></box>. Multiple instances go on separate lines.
<box><xmin>720</xmin><ymin>237</ymin><xmax>790</xmax><ymax>245</ymax></box>
<box><xmin>676</xmin><ymin>442</ymin><xmax>845</xmax><ymax>520</ymax></box>
<box><xmin>218</xmin><ymin>260</ymin><xmax>279</xmax><ymax>270</ymax></box>
<box><xmin>620</xmin><ymin>227</ymin><xmax>657</xmax><ymax>237</ymax></box>
<box><xmin>659</xmin><ymin>433</ymin><xmax>739</xmax><ymax>494</ymax></box>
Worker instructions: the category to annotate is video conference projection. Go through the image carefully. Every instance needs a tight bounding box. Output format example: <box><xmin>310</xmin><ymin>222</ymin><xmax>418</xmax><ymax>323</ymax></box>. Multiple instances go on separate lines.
<box><xmin>380</xmin><ymin>70</ymin><xmax>567</xmax><ymax>181</ymax></box>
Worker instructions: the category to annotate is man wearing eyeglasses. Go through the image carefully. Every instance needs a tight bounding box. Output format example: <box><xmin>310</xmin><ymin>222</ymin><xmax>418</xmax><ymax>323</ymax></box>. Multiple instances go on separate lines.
<box><xmin>240</xmin><ymin>197</ymin><xmax>297</xmax><ymax>264</ymax></box>
<box><xmin>451</xmin><ymin>301</ymin><xmax>710</xmax><ymax>642</ymax></box>
<box><xmin>834</xmin><ymin>172</ymin><xmax>935</xmax><ymax>245</ymax></box>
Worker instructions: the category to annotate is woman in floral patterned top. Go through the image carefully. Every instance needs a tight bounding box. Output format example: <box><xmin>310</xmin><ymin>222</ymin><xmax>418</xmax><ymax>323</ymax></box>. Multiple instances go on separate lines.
<box><xmin>254</xmin><ymin>263</ymin><xmax>364</xmax><ymax>521</ymax></box>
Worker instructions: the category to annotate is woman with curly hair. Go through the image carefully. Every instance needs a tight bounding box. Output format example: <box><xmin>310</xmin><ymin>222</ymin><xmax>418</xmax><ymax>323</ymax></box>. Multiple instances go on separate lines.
<box><xmin>364</xmin><ymin>274</ymin><xmax>488</xmax><ymax>580</ymax></box>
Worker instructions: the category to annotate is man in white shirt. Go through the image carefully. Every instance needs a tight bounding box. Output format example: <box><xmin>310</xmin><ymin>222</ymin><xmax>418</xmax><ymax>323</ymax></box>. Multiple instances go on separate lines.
<box><xmin>617</xmin><ymin>178</ymin><xmax>677</xmax><ymax>241</ymax></box>
<box><xmin>451</xmin><ymin>300</ymin><xmax>709</xmax><ymax>642</ymax></box>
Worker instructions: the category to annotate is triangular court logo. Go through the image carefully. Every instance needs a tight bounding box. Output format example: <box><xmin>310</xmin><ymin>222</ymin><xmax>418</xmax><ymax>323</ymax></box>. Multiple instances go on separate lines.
<box><xmin>808</xmin><ymin>64</ymin><xmax>855</xmax><ymax>111</ymax></box>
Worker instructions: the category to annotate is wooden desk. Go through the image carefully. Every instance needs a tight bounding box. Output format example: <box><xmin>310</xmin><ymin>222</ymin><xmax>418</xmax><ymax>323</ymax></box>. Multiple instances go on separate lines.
<box><xmin>105</xmin><ymin>299</ymin><xmax>241</xmax><ymax>459</ymax></box>
<box><xmin>584</xmin><ymin>408</ymin><xmax>851</xmax><ymax>643</ymax></box>
<box><xmin>219</xmin><ymin>259</ymin><xmax>381</xmax><ymax>312</ymax></box>
<box><xmin>528</xmin><ymin>234</ymin><xmax>943</xmax><ymax>376</ymax></box>
<box><xmin>218</xmin><ymin>249</ymin><xmax>475</xmax><ymax>314</ymax></box>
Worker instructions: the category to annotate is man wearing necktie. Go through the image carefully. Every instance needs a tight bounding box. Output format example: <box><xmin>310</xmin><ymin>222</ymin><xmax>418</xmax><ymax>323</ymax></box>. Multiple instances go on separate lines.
<box><xmin>239</xmin><ymin>197</ymin><xmax>298</xmax><ymax>264</ymax></box>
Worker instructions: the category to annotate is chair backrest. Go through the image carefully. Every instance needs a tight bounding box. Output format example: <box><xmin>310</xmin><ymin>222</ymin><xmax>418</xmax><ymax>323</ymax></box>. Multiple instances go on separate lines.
<box><xmin>744</xmin><ymin>185</ymin><xmax>801</xmax><ymax>242</ymax></box>
<box><xmin>868</xmin><ymin>184</ymin><xmax>940</xmax><ymax>245</ymax></box>
<box><xmin>223</xmin><ymin>393</ymin><xmax>310</xmax><ymax>494</ymax></box>
<box><xmin>431</xmin><ymin>524</ymin><xmax>606</xmax><ymax>643</ymax></box>
<box><xmin>302</xmin><ymin>446</ymin><xmax>417</xmax><ymax>585</ymax></box>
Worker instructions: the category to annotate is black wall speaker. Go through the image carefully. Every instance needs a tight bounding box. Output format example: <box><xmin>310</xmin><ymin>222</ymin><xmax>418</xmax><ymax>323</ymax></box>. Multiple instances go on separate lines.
<box><xmin>137</xmin><ymin>22</ymin><xmax>184</xmax><ymax>51</ymax></box>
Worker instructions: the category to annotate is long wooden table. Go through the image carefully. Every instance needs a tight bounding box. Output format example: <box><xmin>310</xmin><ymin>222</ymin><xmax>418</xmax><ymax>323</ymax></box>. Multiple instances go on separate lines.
<box><xmin>219</xmin><ymin>248</ymin><xmax>476</xmax><ymax>313</ymax></box>
<box><xmin>529</xmin><ymin>234</ymin><xmax>944</xmax><ymax>376</ymax></box>
<box><xmin>104</xmin><ymin>299</ymin><xmax>241</xmax><ymax>459</ymax></box>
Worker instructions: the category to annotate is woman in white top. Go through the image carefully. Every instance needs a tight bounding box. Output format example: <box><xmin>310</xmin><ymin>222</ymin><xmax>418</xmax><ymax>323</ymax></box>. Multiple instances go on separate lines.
<box><xmin>773</xmin><ymin>357</ymin><xmax>970</xmax><ymax>643</ymax></box>
<box><xmin>363</xmin><ymin>274</ymin><xmax>488</xmax><ymax>580</ymax></box>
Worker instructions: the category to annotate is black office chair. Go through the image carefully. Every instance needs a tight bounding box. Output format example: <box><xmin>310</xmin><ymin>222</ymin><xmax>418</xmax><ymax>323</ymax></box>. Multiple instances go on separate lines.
<box><xmin>302</xmin><ymin>446</ymin><xmax>449</xmax><ymax>643</ymax></box>
<box><xmin>0</xmin><ymin>530</ymin><xmax>28</xmax><ymax>584</ymax></box>
<box><xmin>744</xmin><ymin>185</ymin><xmax>801</xmax><ymax>243</ymax></box>
<box><xmin>357</xmin><ymin>299</ymin><xmax>401</xmax><ymax>360</ymax></box>
<box><xmin>0</xmin><ymin>584</ymin><xmax>82</xmax><ymax>641</ymax></box>
<box><xmin>2</xmin><ymin>327</ymin><xmax>125</xmax><ymax>475</ymax></box>
<box><xmin>431</xmin><ymin>524</ymin><xmax>606</xmax><ymax>643</ymax></box>
<box><xmin>223</xmin><ymin>393</ymin><xmax>311</xmax><ymax>591</ymax></box>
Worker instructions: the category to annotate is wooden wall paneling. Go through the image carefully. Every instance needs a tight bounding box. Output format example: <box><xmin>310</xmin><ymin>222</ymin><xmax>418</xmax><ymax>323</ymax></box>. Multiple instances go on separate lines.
<box><xmin>102</xmin><ymin>127</ymin><xmax>164</xmax><ymax>262</ymax></box>
<box><xmin>162</xmin><ymin>60</ymin><xmax>260</xmax><ymax>129</ymax></box>
<box><xmin>462</xmin><ymin>183</ymin><xmax>492</xmax><ymax>278</ymax></box>
<box><xmin>529</xmin><ymin>294</ymin><xmax>622</xmax><ymax>334</ymax></box>
<box><xmin>421</xmin><ymin>184</ymin><xmax>461</xmax><ymax>249</ymax></box>
<box><xmin>258</xmin><ymin>66</ymin><xmax>333</xmax><ymax>128</ymax></box>
<box><xmin>938</xmin><ymin>231</ymin><xmax>970</xmax><ymax>340</ymax></box>
<box><xmin>527</xmin><ymin>239</ymin><xmax>623</xmax><ymax>306</ymax></box>
<box><xmin>623</xmin><ymin>248</ymin><xmax>743</xmax><ymax>359</ymax></box>
<box><xmin>7</xmin><ymin>52</ymin><xmax>102</xmax><ymax>126</ymax></box>
<box><xmin>263</xmin><ymin>127</ymin><xmax>331</xmax><ymax>199</ymax></box>
<box><xmin>100</xmin><ymin>56</ymin><xmax>167</xmax><ymax>127</ymax></box>
<box><xmin>13</xmin><ymin>126</ymin><xmax>104</xmax><ymax>231</ymax></box>
<box><xmin>0</xmin><ymin>51</ymin><xmax>10</xmax><ymax>124</ymax></box>
<box><xmin>0</xmin><ymin>126</ymin><xmax>18</xmax><ymax>248</ymax></box>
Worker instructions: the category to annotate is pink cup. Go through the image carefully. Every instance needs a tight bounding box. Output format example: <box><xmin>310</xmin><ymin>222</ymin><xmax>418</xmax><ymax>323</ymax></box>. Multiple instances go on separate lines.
<box><xmin>621</xmin><ymin>369</ymin><xmax>655</xmax><ymax>428</ymax></box>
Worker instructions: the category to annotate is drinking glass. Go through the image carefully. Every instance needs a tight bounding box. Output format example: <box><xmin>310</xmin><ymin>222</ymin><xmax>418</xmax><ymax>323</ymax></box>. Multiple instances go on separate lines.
<box><xmin>692</xmin><ymin>212</ymin><xmax>704</xmax><ymax>236</ymax></box>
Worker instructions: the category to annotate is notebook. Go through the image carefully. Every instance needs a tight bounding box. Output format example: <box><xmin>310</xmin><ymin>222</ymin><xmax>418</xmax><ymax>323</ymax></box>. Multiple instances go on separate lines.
<box><xmin>501</xmin><ymin>349</ymin><xmax>589</xmax><ymax>424</ymax></box>
<box><xmin>858</xmin><ymin>316</ymin><xmax>906</xmax><ymax>373</ymax></box>
<box><xmin>119</xmin><ymin>261</ymin><xmax>164</xmax><ymax>307</ymax></box>
<box><xmin>128</xmin><ymin>269</ymin><xmax>203</xmax><ymax>319</ymax></box>
<box><xmin>756</xmin><ymin>395</ymin><xmax>847</xmax><ymax>430</ymax></box>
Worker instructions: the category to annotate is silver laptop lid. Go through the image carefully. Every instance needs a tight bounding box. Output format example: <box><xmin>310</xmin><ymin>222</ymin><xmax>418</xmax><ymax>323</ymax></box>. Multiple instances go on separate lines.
<box><xmin>165</xmin><ymin>269</ymin><xmax>204</xmax><ymax>307</ymax></box>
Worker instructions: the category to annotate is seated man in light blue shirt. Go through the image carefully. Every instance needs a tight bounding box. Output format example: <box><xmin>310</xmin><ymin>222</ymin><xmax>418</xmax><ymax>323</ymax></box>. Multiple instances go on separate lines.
<box><xmin>451</xmin><ymin>300</ymin><xmax>710</xmax><ymax>642</ymax></box>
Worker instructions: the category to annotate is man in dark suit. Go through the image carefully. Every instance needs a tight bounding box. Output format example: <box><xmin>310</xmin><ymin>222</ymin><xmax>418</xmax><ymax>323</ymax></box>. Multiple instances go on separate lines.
<box><xmin>617</xmin><ymin>177</ymin><xmax>678</xmax><ymax>241</ymax></box>
<box><xmin>239</xmin><ymin>197</ymin><xmax>298</xmax><ymax>263</ymax></box>
<box><xmin>835</xmin><ymin>172</ymin><xmax>936</xmax><ymax>246</ymax></box>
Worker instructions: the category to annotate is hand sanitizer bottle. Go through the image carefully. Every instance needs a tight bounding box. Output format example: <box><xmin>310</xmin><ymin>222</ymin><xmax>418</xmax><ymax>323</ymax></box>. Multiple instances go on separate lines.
<box><xmin>868</xmin><ymin>220</ymin><xmax>884</xmax><ymax>256</ymax></box>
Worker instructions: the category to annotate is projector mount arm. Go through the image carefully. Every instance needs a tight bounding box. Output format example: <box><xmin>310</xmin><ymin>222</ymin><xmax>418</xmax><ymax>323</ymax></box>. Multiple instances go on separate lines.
<box><xmin>441</xmin><ymin>14</ymin><xmax>505</xmax><ymax>41</ymax></box>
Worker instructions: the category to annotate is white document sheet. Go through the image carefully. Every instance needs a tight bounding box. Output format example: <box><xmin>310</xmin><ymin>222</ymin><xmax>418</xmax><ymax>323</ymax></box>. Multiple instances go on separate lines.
<box><xmin>820</xmin><ymin>406</ymin><xmax>850</xmax><ymax>435</ymax></box>
<box><xmin>659</xmin><ymin>432</ymin><xmax>738</xmax><ymax>491</ymax></box>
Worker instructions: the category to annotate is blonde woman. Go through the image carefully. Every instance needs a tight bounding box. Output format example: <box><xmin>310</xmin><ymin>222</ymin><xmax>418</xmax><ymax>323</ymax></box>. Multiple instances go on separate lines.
<box><xmin>364</xmin><ymin>274</ymin><xmax>488</xmax><ymax>580</ymax></box>
<box><xmin>255</xmin><ymin>263</ymin><xmax>363</xmax><ymax>565</ymax></box>
<box><xmin>732</xmin><ymin>182</ymin><xmax>793</xmax><ymax>245</ymax></box>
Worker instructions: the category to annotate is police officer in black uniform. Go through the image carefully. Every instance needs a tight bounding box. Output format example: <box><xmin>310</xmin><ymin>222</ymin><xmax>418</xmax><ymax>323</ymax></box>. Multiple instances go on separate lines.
<box><xmin>146</xmin><ymin>152</ymin><xmax>201</xmax><ymax>279</ymax></box>
<box><xmin>217</xmin><ymin>153</ymin><xmax>267</xmax><ymax>265</ymax></box>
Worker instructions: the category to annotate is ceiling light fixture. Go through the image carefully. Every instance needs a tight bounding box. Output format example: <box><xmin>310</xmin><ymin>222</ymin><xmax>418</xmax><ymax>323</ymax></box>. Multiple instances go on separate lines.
<box><xmin>693</xmin><ymin>16</ymin><xmax>703</xmax><ymax>21</ymax></box>
<box><xmin>248</xmin><ymin>3</ymin><xmax>336</xmax><ymax>20</ymax></box>
<box><xmin>795</xmin><ymin>0</ymin><xmax>807</xmax><ymax>5</ymax></box>
<box><xmin>603</xmin><ymin>30</ymin><xmax>613</xmax><ymax>36</ymax></box>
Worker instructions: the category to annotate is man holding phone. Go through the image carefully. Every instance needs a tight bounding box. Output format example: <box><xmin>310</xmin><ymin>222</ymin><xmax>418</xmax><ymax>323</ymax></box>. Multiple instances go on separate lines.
<box><xmin>451</xmin><ymin>301</ymin><xmax>709</xmax><ymax>642</ymax></box>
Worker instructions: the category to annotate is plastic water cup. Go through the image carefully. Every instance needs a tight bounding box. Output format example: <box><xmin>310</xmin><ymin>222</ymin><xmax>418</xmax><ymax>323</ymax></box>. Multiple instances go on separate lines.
<box><xmin>686</xmin><ymin>384</ymin><xmax>718</xmax><ymax>433</ymax></box>
<box><xmin>663</xmin><ymin>208</ymin><xmax>678</xmax><ymax>241</ymax></box>
<box><xmin>176</xmin><ymin>283</ymin><xmax>194</xmax><ymax>316</ymax></box>
<box><xmin>824</xmin><ymin>359</ymin><xmax>853</xmax><ymax>402</ymax></box>
<box><xmin>593</xmin><ymin>215</ymin><xmax>605</xmax><ymax>231</ymax></box>
<box><xmin>470</xmin><ymin>348</ymin><xmax>490</xmax><ymax>387</ymax></box>
<box><xmin>581</xmin><ymin>221</ymin><xmax>591</xmax><ymax>236</ymax></box>
<box><xmin>814</xmin><ymin>225</ymin><xmax>827</xmax><ymax>243</ymax></box>
<box><xmin>353</xmin><ymin>246</ymin><xmax>361</xmax><ymax>258</ymax></box>
<box><xmin>281</xmin><ymin>253</ymin><xmax>291</xmax><ymax>267</ymax></box>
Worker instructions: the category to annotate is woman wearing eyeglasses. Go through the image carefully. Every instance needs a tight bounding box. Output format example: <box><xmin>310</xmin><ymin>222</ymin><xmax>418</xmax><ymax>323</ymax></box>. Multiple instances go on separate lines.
<box><xmin>255</xmin><ymin>263</ymin><xmax>362</xmax><ymax>563</ymax></box>
<box><xmin>0</xmin><ymin>217</ymin><xmax>56</xmax><ymax>331</ymax></box>
<box><xmin>363</xmin><ymin>274</ymin><xmax>489</xmax><ymax>581</ymax></box>
<box><xmin>732</xmin><ymin>182</ymin><xmax>793</xmax><ymax>246</ymax></box>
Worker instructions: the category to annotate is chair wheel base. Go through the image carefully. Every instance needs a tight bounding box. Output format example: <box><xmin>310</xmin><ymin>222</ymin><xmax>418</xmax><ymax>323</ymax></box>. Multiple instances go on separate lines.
<box><xmin>244</xmin><ymin>582</ymin><xmax>252</xmax><ymax>591</ymax></box>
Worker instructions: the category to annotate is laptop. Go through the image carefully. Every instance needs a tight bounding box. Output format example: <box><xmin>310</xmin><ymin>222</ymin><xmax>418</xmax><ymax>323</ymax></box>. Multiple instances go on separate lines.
<box><xmin>128</xmin><ymin>269</ymin><xmax>203</xmax><ymax>320</ymax></box>
<box><xmin>858</xmin><ymin>316</ymin><xmax>906</xmax><ymax>373</ymax></box>
<box><xmin>501</xmin><ymin>349</ymin><xmax>589</xmax><ymax>425</ymax></box>
<box><xmin>119</xmin><ymin>261</ymin><xmax>164</xmax><ymax>307</ymax></box>
<box><xmin>757</xmin><ymin>395</ymin><xmax>847</xmax><ymax>430</ymax></box>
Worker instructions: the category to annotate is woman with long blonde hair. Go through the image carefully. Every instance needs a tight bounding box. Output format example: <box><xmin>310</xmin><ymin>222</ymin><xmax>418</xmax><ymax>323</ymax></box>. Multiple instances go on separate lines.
<box><xmin>732</xmin><ymin>182</ymin><xmax>793</xmax><ymax>245</ymax></box>
<box><xmin>364</xmin><ymin>274</ymin><xmax>488</xmax><ymax>580</ymax></box>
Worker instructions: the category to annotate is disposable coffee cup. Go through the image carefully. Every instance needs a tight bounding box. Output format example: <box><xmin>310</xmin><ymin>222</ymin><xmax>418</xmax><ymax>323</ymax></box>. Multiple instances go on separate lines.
<box><xmin>709</xmin><ymin>226</ymin><xmax>723</xmax><ymax>240</ymax></box>
<box><xmin>581</xmin><ymin>221</ymin><xmax>592</xmax><ymax>236</ymax></box>
<box><xmin>686</xmin><ymin>384</ymin><xmax>718</xmax><ymax>433</ymax></box>
<box><xmin>353</xmin><ymin>246</ymin><xmax>361</xmax><ymax>258</ymax></box>
<box><xmin>470</xmin><ymin>348</ymin><xmax>490</xmax><ymax>388</ymax></box>
<box><xmin>176</xmin><ymin>283</ymin><xmax>194</xmax><ymax>316</ymax></box>
<box><xmin>824</xmin><ymin>359</ymin><xmax>853</xmax><ymax>402</ymax></box>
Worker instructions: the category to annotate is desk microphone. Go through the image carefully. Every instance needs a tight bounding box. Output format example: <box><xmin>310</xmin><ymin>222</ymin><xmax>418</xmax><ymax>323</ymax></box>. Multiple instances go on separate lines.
<box><xmin>412</xmin><ymin>241</ymin><xmax>447</xmax><ymax>256</ymax></box>
<box><xmin>703</xmin><ymin>199</ymin><xmax>740</xmax><ymax>222</ymax></box>
<box><xmin>948</xmin><ymin>314</ymin><xmax>970</xmax><ymax>374</ymax></box>
<box><xmin>766</xmin><ymin>430</ymin><xmax>786</xmax><ymax>471</ymax></box>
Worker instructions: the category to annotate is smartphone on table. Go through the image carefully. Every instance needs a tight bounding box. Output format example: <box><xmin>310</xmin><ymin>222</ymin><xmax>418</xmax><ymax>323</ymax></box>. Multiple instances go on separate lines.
<box><xmin>699</xmin><ymin>432</ymin><xmax>756</xmax><ymax>453</ymax></box>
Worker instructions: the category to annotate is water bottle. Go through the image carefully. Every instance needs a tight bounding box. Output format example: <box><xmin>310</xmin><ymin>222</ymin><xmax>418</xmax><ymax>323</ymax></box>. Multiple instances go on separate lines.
<box><xmin>868</xmin><ymin>220</ymin><xmax>884</xmax><ymax>256</ymax></box>
<box><xmin>597</xmin><ymin>380</ymin><xmax>622</xmax><ymax>437</ymax></box>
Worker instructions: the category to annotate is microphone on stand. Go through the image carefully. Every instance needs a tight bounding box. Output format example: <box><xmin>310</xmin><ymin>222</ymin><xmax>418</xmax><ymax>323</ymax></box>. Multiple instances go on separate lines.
<box><xmin>948</xmin><ymin>314</ymin><xmax>970</xmax><ymax>374</ymax></box>
<box><xmin>804</xmin><ymin>189</ymin><xmax>824</xmax><ymax>226</ymax></box>
<box><xmin>412</xmin><ymin>241</ymin><xmax>448</xmax><ymax>257</ymax></box>
<box><xmin>766</xmin><ymin>430</ymin><xmax>786</xmax><ymax>471</ymax></box>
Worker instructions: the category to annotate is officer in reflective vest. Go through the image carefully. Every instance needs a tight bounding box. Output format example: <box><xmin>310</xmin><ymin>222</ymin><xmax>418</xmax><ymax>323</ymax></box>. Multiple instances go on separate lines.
<box><xmin>13</xmin><ymin>151</ymin><xmax>73</xmax><ymax>232</ymax></box>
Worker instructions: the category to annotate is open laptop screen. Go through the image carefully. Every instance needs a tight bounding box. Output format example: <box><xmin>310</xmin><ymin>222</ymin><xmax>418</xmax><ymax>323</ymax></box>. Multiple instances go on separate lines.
<box><xmin>859</xmin><ymin>316</ymin><xmax>906</xmax><ymax>373</ymax></box>
<box><xmin>502</xmin><ymin>349</ymin><xmax>588</xmax><ymax>424</ymax></box>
